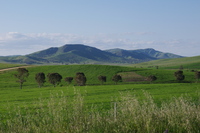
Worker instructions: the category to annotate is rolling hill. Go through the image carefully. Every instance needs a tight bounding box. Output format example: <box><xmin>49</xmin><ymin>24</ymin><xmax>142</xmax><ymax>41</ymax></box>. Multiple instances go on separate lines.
<box><xmin>131</xmin><ymin>55</ymin><xmax>200</xmax><ymax>69</ymax></box>
<box><xmin>0</xmin><ymin>44</ymin><xmax>183</xmax><ymax>64</ymax></box>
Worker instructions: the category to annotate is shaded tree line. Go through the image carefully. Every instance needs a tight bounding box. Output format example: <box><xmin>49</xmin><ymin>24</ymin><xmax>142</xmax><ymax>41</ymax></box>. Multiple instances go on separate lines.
<box><xmin>14</xmin><ymin>67</ymin><xmax>200</xmax><ymax>89</ymax></box>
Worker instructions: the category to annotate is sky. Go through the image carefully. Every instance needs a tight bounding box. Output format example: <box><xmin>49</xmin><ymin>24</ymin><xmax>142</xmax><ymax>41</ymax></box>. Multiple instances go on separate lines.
<box><xmin>0</xmin><ymin>0</ymin><xmax>200</xmax><ymax>56</ymax></box>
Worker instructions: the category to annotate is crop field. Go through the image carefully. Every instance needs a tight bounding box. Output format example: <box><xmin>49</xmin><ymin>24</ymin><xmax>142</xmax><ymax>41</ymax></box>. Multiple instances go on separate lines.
<box><xmin>0</xmin><ymin>64</ymin><xmax>200</xmax><ymax>132</ymax></box>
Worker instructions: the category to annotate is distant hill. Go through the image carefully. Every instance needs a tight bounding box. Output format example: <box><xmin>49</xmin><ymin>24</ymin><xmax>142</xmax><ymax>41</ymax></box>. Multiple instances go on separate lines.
<box><xmin>106</xmin><ymin>48</ymin><xmax>183</xmax><ymax>60</ymax></box>
<box><xmin>131</xmin><ymin>55</ymin><xmax>200</xmax><ymax>69</ymax></box>
<box><xmin>0</xmin><ymin>44</ymin><xmax>184</xmax><ymax>64</ymax></box>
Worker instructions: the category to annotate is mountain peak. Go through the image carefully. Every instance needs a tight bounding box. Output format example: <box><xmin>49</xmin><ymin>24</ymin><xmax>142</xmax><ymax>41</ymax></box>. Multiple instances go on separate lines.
<box><xmin>0</xmin><ymin>44</ymin><xmax>184</xmax><ymax>64</ymax></box>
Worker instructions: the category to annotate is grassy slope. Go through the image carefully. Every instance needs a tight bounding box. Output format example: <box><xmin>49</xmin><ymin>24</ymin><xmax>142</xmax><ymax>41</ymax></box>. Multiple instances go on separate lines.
<box><xmin>0</xmin><ymin>64</ymin><xmax>199</xmax><ymax>113</ymax></box>
<box><xmin>0</xmin><ymin>63</ymin><xmax>24</xmax><ymax>69</ymax></box>
<box><xmin>131</xmin><ymin>55</ymin><xmax>200</xmax><ymax>69</ymax></box>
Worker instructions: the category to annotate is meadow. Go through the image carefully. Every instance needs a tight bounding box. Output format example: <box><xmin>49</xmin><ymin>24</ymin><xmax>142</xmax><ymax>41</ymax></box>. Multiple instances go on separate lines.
<box><xmin>0</xmin><ymin>63</ymin><xmax>24</xmax><ymax>69</ymax></box>
<box><xmin>0</xmin><ymin>64</ymin><xmax>200</xmax><ymax>132</ymax></box>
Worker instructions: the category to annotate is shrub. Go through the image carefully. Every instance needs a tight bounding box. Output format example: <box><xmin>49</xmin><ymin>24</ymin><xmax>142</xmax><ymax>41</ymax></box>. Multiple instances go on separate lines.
<box><xmin>147</xmin><ymin>75</ymin><xmax>157</xmax><ymax>83</ymax></box>
<box><xmin>35</xmin><ymin>72</ymin><xmax>46</xmax><ymax>88</ymax></box>
<box><xmin>98</xmin><ymin>75</ymin><xmax>106</xmax><ymax>85</ymax></box>
<box><xmin>195</xmin><ymin>71</ymin><xmax>200</xmax><ymax>82</ymax></box>
<box><xmin>47</xmin><ymin>73</ymin><xmax>62</xmax><ymax>87</ymax></box>
<box><xmin>75</xmin><ymin>72</ymin><xmax>87</xmax><ymax>86</ymax></box>
<box><xmin>112</xmin><ymin>74</ymin><xmax>122</xmax><ymax>84</ymax></box>
<box><xmin>64</xmin><ymin>77</ymin><xmax>73</xmax><ymax>85</ymax></box>
<box><xmin>174</xmin><ymin>70</ymin><xmax>185</xmax><ymax>81</ymax></box>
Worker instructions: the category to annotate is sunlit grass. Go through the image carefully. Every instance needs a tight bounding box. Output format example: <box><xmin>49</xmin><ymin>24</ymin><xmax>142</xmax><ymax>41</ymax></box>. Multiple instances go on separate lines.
<box><xmin>0</xmin><ymin>90</ymin><xmax>199</xmax><ymax>133</ymax></box>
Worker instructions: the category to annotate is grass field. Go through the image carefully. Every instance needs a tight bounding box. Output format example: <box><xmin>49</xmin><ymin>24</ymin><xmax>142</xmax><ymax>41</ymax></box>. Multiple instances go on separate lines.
<box><xmin>131</xmin><ymin>55</ymin><xmax>200</xmax><ymax>69</ymax></box>
<box><xmin>0</xmin><ymin>63</ymin><xmax>200</xmax><ymax>132</ymax></box>
<box><xmin>0</xmin><ymin>63</ymin><xmax>24</xmax><ymax>70</ymax></box>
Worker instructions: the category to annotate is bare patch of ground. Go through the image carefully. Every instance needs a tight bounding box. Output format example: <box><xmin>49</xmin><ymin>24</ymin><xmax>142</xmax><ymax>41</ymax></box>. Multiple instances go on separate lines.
<box><xmin>118</xmin><ymin>72</ymin><xmax>148</xmax><ymax>82</ymax></box>
<box><xmin>0</xmin><ymin>66</ymin><xmax>32</xmax><ymax>72</ymax></box>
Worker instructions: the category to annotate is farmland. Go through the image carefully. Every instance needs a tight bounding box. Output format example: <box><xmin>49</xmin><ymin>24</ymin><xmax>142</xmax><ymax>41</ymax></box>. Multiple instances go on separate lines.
<box><xmin>0</xmin><ymin>64</ymin><xmax>200</xmax><ymax>132</ymax></box>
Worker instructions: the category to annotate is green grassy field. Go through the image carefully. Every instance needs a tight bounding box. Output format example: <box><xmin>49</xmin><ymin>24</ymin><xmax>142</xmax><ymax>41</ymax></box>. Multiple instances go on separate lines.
<box><xmin>0</xmin><ymin>63</ymin><xmax>200</xmax><ymax>132</ymax></box>
<box><xmin>0</xmin><ymin>64</ymin><xmax>199</xmax><ymax>110</ymax></box>
<box><xmin>131</xmin><ymin>55</ymin><xmax>200</xmax><ymax>69</ymax></box>
<box><xmin>0</xmin><ymin>63</ymin><xmax>24</xmax><ymax>70</ymax></box>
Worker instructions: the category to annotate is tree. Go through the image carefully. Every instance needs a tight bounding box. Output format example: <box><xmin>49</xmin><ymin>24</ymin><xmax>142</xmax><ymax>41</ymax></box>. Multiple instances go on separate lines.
<box><xmin>112</xmin><ymin>74</ymin><xmax>122</xmax><ymax>84</ymax></box>
<box><xmin>65</xmin><ymin>77</ymin><xmax>73</xmax><ymax>85</ymax></box>
<box><xmin>35</xmin><ymin>72</ymin><xmax>46</xmax><ymax>88</ymax></box>
<box><xmin>75</xmin><ymin>72</ymin><xmax>87</xmax><ymax>86</ymax></box>
<box><xmin>174</xmin><ymin>70</ymin><xmax>185</xmax><ymax>82</ymax></box>
<box><xmin>179</xmin><ymin>65</ymin><xmax>184</xmax><ymax>70</ymax></box>
<box><xmin>147</xmin><ymin>75</ymin><xmax>157</xmax><ymax>83</ymax></box>
<box><xmin>195</xmin><ymin>71</ymin><xmax>200</xmax><ymax>83</ymax></box>
<box><xmin>98</xmin><ymin>75</ymin><xmax>106</xmax><ymax>85</ymax></box>
<box><xmin>47</xmin><ymin>73</ymin><xmax>62</xmax><ymax>87</ymax></box>
<box><xmin>14</xmin><ymin>68</ymin><xmax>29</xmax><ymax>89</ymax></box>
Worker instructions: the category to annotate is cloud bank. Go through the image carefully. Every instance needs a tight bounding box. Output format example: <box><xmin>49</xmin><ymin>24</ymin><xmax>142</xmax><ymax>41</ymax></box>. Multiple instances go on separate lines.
<box><xmin>0</xmin><ymin>32</ymin><xmax>198</xmax><ymax>56</ymax></box>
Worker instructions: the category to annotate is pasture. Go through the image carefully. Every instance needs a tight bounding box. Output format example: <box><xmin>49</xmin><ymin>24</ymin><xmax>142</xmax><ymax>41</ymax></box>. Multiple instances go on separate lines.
<box><xmin>0</xmin><ymin>64</ymin><xmax>200</xmax><ymax>132</ymax></box>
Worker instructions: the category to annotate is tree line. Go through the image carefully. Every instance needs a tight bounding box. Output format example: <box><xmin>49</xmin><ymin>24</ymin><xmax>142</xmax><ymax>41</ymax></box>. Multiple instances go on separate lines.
<box><xmin>14</xmin><ymin>68</ymin><xmax>200</xmax><ymax>89</ymax></box>
<box><xmin>14</xmin><ymin>68</ymin><xmax>123</xmax><ymax>89</ymax></box>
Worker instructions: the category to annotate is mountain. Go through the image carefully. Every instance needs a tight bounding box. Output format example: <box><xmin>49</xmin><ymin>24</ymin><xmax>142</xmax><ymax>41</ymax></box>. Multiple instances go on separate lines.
<box><xmin>105</xmin><ymin>48</ymin><xmax>183</xmax><ymax>61</ymax></box>
<box><xmin>0</xmin><ymin>44</ymin><xmax>183</xmax><ymax>64</ymax></box>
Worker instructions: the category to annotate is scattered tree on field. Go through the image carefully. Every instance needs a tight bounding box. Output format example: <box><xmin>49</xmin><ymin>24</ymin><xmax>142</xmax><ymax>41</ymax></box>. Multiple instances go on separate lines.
<box><xmin>35</xmin><ymin>72</ymin><xmax>46</xmax><ymax>88</ymax></box>
<box><xmin>75</xmin><ymin>72</ymin><xmax>87</xmax><ymax>86</ymax></box>
<box><xmin>195</xmin><ymin>71</ymin><xmax>200</xmax><ymax>83</ymax></box>
<box><xmin>147</xmin><ymin>75</ymin><xmax>157</xmax><ymax>83</ymax></box>
<box><xmin>179</xmin><ymin>65</ymin><xmax>184</xmax><ymax>70</ymax></box>
<box><xmin>98</xmin><ymin>75</ymin><xmax>106</xmax><ymax>85</ymax></box>
<box><xmin>65</xmin><ymin>77</ymin><xmax>73</xmax><ymax>85</ymax></box>
<box><xmin>155</xmin><ymin>66</ymin><xmax>159</xmax><ymax>69</ymax></box>
<box><xmin>112</xmin><ymin>74</ymin><xmax>122</xmax><ymax>84</ymax></box>
<box><xmin>47</xmin><ymin>73</ymin><xmax>62</xmax><ymax>87</ymax></box>
<box><xmin>174</xmin><ymin>70</ymin><xmax>185</xmax><ymax>82</ymax></box>
<box><xmin>14</xmin><ymin>68</ymin><xmax>29</xmax><ymax>89</ymax></box>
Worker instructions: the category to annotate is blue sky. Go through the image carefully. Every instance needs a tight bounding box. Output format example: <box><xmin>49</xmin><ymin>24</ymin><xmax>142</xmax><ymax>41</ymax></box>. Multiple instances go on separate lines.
<box><xmin>0</xmin><ymin>0</ymin><xmax>200</xmax><ymax>56</ymax></box>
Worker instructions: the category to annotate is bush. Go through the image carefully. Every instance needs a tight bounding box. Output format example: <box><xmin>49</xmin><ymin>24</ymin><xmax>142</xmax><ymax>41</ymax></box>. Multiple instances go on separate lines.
<box><xmin>35</xmin><ymin>72</ymin><xmax>46</xmax><ymax>88</ymax></box>
<box><xmin>75</xmin><ymin>72</ymin><xmax>87</xmax><ymax>86</ymax></box>
<box><xmin>64</xmin><ymin>77</ymin><xmax>73</xmax><ymax>85</ymax></box>
<box><xmin>174</xmin><ymin>70</ymin><xmax>185</xmax><ymax>81</ymax></box>
<box><xmin>112</xmin><ymin>74</ymin><xmax>122</xmax><ymax>84</ymax></box>
<box><xmin>98</xmin><ymin>75</ymin><xmax>106</xmax><ymax>85</ymax></box>
<box><xmin>47</xmin><ymin>73</ymin><xmax>62</xmax><ymax>87</ymax></box>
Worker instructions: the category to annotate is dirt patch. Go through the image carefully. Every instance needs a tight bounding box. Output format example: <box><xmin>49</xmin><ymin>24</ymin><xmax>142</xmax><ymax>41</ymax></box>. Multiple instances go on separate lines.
<box><xmin>118</xmin><ymin>72</ymin><xmax>148</xmax><ymax>82</ymax></box>
<box><xmin>0</xmin><ymin>66</ymin><xmax>33</xmax><ymax>72</ymax></box>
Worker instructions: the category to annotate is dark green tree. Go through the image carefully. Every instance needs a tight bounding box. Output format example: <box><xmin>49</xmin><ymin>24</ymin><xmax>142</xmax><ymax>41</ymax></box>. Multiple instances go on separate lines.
<box><xmin>65</xmin><ymin>77</ymin><xmax>73</xmax><ymax>85</ymax></box>
<box><xmin>174</xmin><ymin>70</ymin><xmax>185</xmax><ymax>82</ymax></box>
<box><xmin>98</xmin><ymin>75</ymin><xmax>106</xmax><ymax>85</ymax></box>
<box><xmin>35</xmin><ymin>72</ymin><xmax>46</xmax><ymax>88</ymax></box>
<box><xmin>75</xmin><ymin>72</ymin><xmax>87</xmax><ymax>86</ymax></box>
<box><xmin>47</xmin><ymin>73</ymin><xmax>62</xmax><ymax>87</ymax></box>
<box><xmin>14</xmin><ymin>68</ymin><xmax>29</xmax><ymax>89</ymax></box>
<box><xmin>147</xmin><ymin>75</ymin><xmax>157</xmax><ymax>83</ymax></box>
<box><xmin>195</xmin><ymin>71</ymin><xmax>200</xmax><ymax>83</ymax></box>
<box><xmin>112</xmin><ymin>74</ymin><xmax>122</xmax><ymax>84</ymax></box>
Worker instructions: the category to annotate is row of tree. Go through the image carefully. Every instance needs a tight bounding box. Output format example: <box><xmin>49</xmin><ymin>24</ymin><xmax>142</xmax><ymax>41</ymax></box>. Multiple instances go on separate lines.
<box><xmin>14</xmin><ymin>68</ymin><xmax>200</xmax><ymax>89</ymax></box>
<box><xmin>14</xmin><ymin>68</ymin><xmax>122</xmax><ymax>89</ymax></box>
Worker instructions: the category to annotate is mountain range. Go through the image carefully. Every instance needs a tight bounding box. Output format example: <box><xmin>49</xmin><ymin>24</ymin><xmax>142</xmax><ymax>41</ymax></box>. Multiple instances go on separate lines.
<box><xmin>0</xmin><ymin>44</ymin><xmax>183</xmax><ymax>64</ymax></box>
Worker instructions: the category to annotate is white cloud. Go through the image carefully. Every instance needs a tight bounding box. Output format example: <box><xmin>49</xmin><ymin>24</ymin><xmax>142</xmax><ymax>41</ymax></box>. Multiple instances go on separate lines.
<box><xmin>0</xmin><ymin>32</ymin><xmax>199</xmax><ymax>56</ymax></box>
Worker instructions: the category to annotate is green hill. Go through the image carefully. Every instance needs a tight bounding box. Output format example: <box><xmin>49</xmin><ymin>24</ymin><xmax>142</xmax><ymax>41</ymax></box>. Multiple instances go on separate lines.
<box><xmin>132</xmin><ymin>55</ymin><xmax>200</xmax><ymax>69</ymax></box>
<box><xmin>0</xmin><ymin>44</ymin><xmax>183</xmax><ymax>65</ymax></box>
<box><xmin>106</xmin><ymin>48</ymin><xmax>183</xmax><ymax>61</ymax></box>
<box><xmin>0</xmin><ymin>63</ymin><xmax>200</xmax><ymax>133</ymax></box>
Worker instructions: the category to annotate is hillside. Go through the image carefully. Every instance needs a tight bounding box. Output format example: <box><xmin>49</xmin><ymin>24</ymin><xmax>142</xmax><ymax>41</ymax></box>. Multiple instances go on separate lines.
<box><xmin>132</xmin><ymin>55</ymin><xmax>200</xmax><ymax>69</ymax></box>
<box><xmin>106</xmin><ymin>48</ymin><xmax>183</xmax><ymax>60</ymax></box>
<box><xmin>0</xmin><ymin>44</ymin><xmax>183</xmax><ymax>64</ymax></box>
